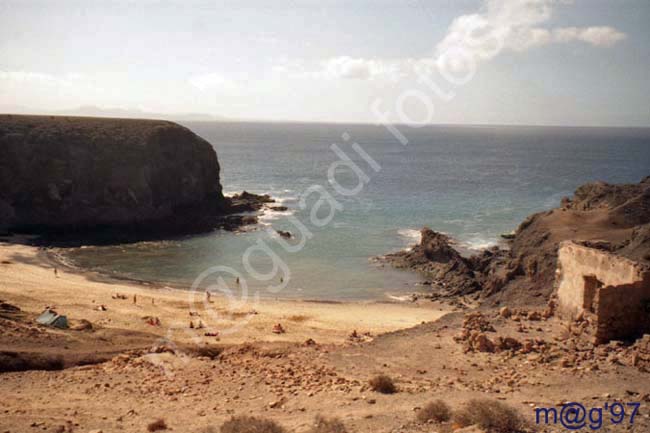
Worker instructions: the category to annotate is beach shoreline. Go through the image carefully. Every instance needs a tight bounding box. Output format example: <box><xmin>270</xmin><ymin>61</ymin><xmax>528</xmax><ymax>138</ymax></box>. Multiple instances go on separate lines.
<box><xmin>0</xmin><ymin>239</ymin><xmax>453</xmax><ymax>349</ymax></box>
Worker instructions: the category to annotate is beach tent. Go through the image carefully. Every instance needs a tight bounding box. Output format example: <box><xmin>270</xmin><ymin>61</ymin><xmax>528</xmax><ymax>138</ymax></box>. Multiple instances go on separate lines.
<box><xmin>36</xmin><ymin>309</ymin><xmax>69</xmax><ymax>329</ymax></box>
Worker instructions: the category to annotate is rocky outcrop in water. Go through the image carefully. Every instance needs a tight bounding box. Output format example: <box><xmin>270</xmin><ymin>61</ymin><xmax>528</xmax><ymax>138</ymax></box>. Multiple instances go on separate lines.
<box><xmin>384</xmin><ymin>229</ymin><xmax>480</xmax><ymax>296</ymax></box>
<box><xmin>0</xmin><ymin>115</ymin><xmax>270</xmax><ymax>240</ymax></box>
<box><xmin>383</xmin><ymin>176</ymin><xmax>650</xmax><ymax>305</ymax></box>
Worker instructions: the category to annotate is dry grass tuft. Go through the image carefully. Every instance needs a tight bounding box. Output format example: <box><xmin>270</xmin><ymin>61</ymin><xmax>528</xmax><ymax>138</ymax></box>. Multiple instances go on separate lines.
<box><xmin>368</xmin><ymin>374</ymin><xmax>397</xmax><ymax>394</ymax></box>
<box><xmin>228</xmin><ymin>311</ymin><xmax>252</xmax><ymax>319</ymax></box>
<box><xmin>220</xmin><ymin>415</ymin><xmax>287</xmax><ymax>433</ymax></box>
<box><xmin>454</xmin><ymin>399</ymin><xmax>525</xmax><ymax>433</ymax></box>
<box><xmin>147</xmin><ymin>419</ymin><xmax>168</xmax><ymax>432</ymax></box>
<box><xmin>187</xmin><ymin>345</ymin><xmax>224</xmax><ymax>360</ymax></box>
<box><xmin>308</xmin><ymin>415</ymin><xmax>348</xmax><ymax>433</ymax></box>
<box><xmin>417</xmin><ymin>399</ymin><xmax>452</xmax><ymax>423</ymax></box>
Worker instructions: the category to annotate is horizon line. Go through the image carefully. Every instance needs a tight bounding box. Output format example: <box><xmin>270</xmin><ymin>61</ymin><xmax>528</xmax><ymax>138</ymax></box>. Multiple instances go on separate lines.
<box><xmin>2</xmin><ymin>111</ymin><xmax>650</xmax><ymax>130</ymax></box>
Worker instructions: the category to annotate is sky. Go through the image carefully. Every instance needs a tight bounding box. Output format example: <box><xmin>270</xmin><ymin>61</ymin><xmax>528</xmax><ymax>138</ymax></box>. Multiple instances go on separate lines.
<box><xmin>1</xmin><ymin>0</ymin><xmax>649</xmax><ymax>126</ymax></box>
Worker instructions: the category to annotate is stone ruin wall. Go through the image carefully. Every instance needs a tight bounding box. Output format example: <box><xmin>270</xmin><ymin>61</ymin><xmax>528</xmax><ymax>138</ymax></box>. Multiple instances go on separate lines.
<box><xmin>556</xmin><ymin>241</ymin><xmax>650</xmax><ymax>343</ymax></box>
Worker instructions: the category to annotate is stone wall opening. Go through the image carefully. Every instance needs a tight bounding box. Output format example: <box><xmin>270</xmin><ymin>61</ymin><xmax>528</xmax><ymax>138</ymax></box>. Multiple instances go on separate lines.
<box><xmin>582</xmin><ymin>275</ymin><xmax>602</xmax><ymax>313</ymax></box>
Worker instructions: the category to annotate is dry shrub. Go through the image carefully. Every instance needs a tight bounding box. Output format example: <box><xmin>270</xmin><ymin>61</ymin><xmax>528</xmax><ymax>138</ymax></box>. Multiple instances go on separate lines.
<box><xmin>454</xmin><ymin>399</ymin><xmax>525</xmax><ymax>433</ymax></box>
<box><xmin>187</xmin><ymin>345</ymin><xmax>224</xmax><ymax>360</ymax></box>
<box><xmin>220</xmin><ymin>415</ymin><xmax>287</xmax><ymax>433</ymax></box>
<box><xmin>417</xmin><ymin>399</ymin><xmax>452</xmax><ymax>423</ymax></box>
<box><xmin>368</xmin><ymin>374</ymin><xmax>397</xmax><ymax>394</ymax></box>
<box><xmin>308</xmin><ymin>415</ymin><xmax>348</xmax><ymax>433</ymax></box>
<box><xmin>286</xmin><ymin>314</ymin><xmax>310</xmax><ymax>322</ymax></box>
<box><xmin>147</xmin><ymin>419</ymin><xmax>168</xmax><ymax>432</ymax></box>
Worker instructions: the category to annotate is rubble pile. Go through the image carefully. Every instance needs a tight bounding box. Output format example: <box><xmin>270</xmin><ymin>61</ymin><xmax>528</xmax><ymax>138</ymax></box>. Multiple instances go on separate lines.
<box><xmin>453</xmin><ymin>308</ymin><xmax>650</xmax><ymax>375</ymax></box>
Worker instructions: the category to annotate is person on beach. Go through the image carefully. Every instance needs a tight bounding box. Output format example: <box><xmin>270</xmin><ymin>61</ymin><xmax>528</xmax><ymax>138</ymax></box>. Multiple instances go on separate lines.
<box><xmin>53</xmin><ymin>267</ymin><xmax>58</xmax><ymax>278</ymax></box>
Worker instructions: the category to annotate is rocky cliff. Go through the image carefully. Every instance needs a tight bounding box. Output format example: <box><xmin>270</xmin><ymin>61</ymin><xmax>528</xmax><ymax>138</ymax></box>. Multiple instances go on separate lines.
<box><xmin>0</xmin><ymin>115</ymin><xmax>228</xmax><ymax>236</ymax></box>
<box><xmin>383</xmin><ymin>176</ymin><xmax>650</xmax><ymax>306</ymax></box>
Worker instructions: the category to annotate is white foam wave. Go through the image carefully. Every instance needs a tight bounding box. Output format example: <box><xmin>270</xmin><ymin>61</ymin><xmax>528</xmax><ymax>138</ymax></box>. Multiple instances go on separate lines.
<box><xmin>258</xmin><ymin>208</ymin><xmax>295</xmax><ymax>223</ymax></box>
<box><xmin>276</xmin><ymin>196</ymin><xmax>298</xmax><ymax>204</ymax></box>
<box><xmin>385</xmin><ymin>293</ymin><xmax>414</xmax><ymax>302</ymax></box>
<box><xmin>397</xmin><ymin>228</ymin><xmax>421</xmax><ymax>250</ymax></box>
<box><xmin>461</xmin><ymin>238</ymin><xmax>498</xmax><ymax>251</ymax></box>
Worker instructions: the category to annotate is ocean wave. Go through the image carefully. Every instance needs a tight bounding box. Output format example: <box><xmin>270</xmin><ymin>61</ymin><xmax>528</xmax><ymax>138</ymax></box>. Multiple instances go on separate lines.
<box><xmin>258</xmin><ymin>208</ymin><xmax>296</xmax><ymax>224</ymax></box>
<box><xmin>385</xmin><ymin>293</ymin><xmax>414</xmax><ymax>302</ymax></box>
<box><xmin>276</xmin><ymin>195</ymin><xmax>298</xmax><ymax>204</ymax></box>
<box><xmin>222</xmin><ymin>188</ymin><xmax>243</xmax><ymax>197</ymax></box>
<box><xmin>223</xmin><ymin>187</ymin><xmax>297</xmax><ymax>203</ymax></box>
<box><xmin>460</xmin><ymin>237</ymin><xmax>498</xmax><ymax>251</ymax></box>
<box><xmin>397</xmin><ymin>228</ymin><xmax>422</xmax><ymax>251</ymax></box>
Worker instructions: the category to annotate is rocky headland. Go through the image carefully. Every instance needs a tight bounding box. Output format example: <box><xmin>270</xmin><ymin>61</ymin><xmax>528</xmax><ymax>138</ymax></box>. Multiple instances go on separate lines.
<box><xmin>0</xmin><ymin>115</ymin><xmax>272</xmax><ymax>243</ymax></box>
<box><xmin>382</xmin><ymin>176</ymin><xmax>650</xmax><ymax>306</ymax></box>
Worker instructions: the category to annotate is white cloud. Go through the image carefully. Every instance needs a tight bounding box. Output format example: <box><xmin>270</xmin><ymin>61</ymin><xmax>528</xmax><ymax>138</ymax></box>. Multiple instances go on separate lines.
<box><xmin>272</xmin><ymin>56</ymin><xmax>403</xmax><ymax>82</ymax></box>
<box><xmin>271</xmin><ymin>1</ymin><xmax>626</xmax><ymax>84</ymax></box>
<box><xmin>325</xmin><ymin>57</ymin><xmax>375</xmax><ymax>79</ymax></box>
<box><xmin>188</xmin><ymin>73</ymin><xmax>236</xmax><ymax>92</ymax></box>
<box><xmin>322</xmin><ymin>56</ymin><xmax>403</xmax><ymax>81</ymax></box>
<box><xmin>553</xmin><ymin>26</ymin><xmax>626</xmax><ymax>47</ymax></box>
<box><xmin>435</xmin><ymin>0</ymin><xmax>626</xmax><ymax>63</ymax></box>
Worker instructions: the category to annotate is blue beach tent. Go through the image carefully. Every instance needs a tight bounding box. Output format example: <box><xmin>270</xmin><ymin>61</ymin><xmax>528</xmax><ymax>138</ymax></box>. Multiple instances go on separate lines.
<box><xmin>36</xmin><ymin>309</ymin><xmax>69</xmax><ymax>329</ymax></box>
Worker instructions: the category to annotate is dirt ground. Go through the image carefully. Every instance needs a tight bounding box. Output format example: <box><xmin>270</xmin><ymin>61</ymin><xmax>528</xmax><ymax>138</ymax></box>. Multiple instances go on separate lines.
<box><xmin>1</xmin><ymin>242</ymin><xmax>650</xmax><ymax>433</ymax></box>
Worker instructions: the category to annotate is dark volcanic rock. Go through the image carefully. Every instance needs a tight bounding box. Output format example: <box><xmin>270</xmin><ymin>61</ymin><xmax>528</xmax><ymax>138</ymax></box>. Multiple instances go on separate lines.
<box><xmin>228</xmin><ymin>191</ymin><xmax>274</xmax><ymax>213</ymax></box>
<box><xmin>0</xmin><ymin>115</ymin><xmax>227</xmax><ymax>235</ymax></box>
<box><xmin>276</xmin><ymin>230</ymin><xmax>292</xmax><ymax>239</ymax></box>
<box><xmin>382</xmin><ymin>176</ymin><xmax>650</xmax><ymax>306</ymax></box>
<box><xmin>492</xmin><ymin>176</ymin><xmax>650</xmax><ymax>305</ymax></box>
<box><xmin>384</xmin><ymin>228</ymin><xmax>479</xmax><ymax>296</ymax></box>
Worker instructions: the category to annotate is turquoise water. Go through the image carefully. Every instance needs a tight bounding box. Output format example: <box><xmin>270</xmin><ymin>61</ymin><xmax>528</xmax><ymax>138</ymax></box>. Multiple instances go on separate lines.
<box><xmin>66</xmin><ymin>123</ymin><xmax>650</xmax><ymax>300</ymax></box>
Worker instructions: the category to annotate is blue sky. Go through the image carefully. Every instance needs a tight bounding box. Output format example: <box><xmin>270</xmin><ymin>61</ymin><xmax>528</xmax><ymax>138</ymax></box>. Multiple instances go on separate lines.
<box><xmin>1</xmin><ymin>0</ymin><xmax>649</xmax><ymax>126</ymax></box>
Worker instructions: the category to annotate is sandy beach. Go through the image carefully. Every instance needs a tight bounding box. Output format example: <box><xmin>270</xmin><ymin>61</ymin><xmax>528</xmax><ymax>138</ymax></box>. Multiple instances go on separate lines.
<box><xmin>0</xmin><ymin>240</ymin><xmax>450</xmax><ymax>347</ymax></box>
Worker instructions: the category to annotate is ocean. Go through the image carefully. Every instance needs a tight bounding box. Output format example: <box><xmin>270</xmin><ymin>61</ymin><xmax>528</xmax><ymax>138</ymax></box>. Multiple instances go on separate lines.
<box><xmin>64</xmin><ymin>122</ymin><xmax>650</xmax><ymax>301</ymax></box>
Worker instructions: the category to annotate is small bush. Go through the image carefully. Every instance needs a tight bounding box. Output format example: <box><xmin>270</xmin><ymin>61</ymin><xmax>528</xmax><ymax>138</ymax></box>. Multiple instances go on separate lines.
<box><xmin>147</xmin><ymin>419</ymin><xmax>168</xmax><ymax>432</ymax></box>
<box><xmin>417</xmin><ymin>399</ymin><xmax>452</xmax><ymax>423</ymax></box>
<box><xmin>220</xmin><ymin>416</ymin><xmax>287</xmax><ymax>433</ymax></box>
<box><xmin>368</xmin><ymin>374</ymin><xmax>397</xmax><ymax>394</ymax></box>
<box><xmin>454</xmin><ymin>399</ymin><xmax>525</xmax><ymax>433</ymax></box>
<box><xmin>309</xmin><ymin>415</ymin><xmax>348</xmax><ymax>433</ymax></box>
<box><xmin>187</xmin><ymin>345</ymin><xmax>224</xmax><ymax>360</ymax></box>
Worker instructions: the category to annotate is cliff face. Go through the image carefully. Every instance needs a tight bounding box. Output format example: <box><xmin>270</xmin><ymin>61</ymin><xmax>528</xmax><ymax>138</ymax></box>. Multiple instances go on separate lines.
<box><xmin>0</xmin><ymin>115</ymin><xmax>226</xmax><ymax>233</ymax></box>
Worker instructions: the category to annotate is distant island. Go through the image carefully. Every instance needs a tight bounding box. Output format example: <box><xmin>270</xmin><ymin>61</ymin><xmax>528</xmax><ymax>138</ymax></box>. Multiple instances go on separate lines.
<box><xmin>0</xmin><ymin>105</ymin><xmax>228</xmax><ymax>122</ymax></box>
